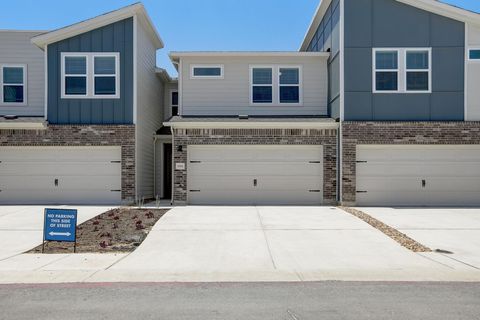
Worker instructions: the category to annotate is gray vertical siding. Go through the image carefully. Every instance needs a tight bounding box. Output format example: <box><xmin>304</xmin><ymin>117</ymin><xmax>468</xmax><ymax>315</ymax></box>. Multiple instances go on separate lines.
<box><xmin>47</xmin><ymin>18</ymin><xmax>134</xmax><ymax>124</ymax></box>
<box><xmin>344</xmin><ymin>0</ymin><xmax>465</xmax><ymax>121</ymax></box>
<box><xmin>306</xmin><ymin>0</ymin><xmax>341</xmax><ymax>119</ymax></box>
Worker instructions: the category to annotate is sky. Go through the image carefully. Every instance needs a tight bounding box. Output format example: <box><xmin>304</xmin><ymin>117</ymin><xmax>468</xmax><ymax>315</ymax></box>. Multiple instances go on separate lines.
<box><xmin>1</xmin><ymin>0</ymin><xmax>480</xmax><ymax>76</ymax></box>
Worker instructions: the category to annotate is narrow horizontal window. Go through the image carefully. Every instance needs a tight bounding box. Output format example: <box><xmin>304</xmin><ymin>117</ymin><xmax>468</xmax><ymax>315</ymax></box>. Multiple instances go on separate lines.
<box><xmin>61</xmin><ymin>53</ymin><xmax>120</xmax><ymax>99</ymax></box>
<box><xmin>1</xmin><ymin>65</ymin><xmax>26</xmax><ymax>104</ymax></box>
<box><xmin>191</xmin><ymin>65</ymin><xmax>223</xmax><ymax>79</ymax></box>
<box><xmin>469</xmin><ymin>49</ymin><xmax>480</xmax><ymax>60</ymax></box>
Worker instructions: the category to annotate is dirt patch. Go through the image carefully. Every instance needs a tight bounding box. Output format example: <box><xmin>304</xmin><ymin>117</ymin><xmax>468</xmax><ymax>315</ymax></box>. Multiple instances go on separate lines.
<box><xmin>27</xmin><ymin>208</ymin><xmax>168</xmax><ymax>254</ymax></box>
<box><xmin>339</xmin><ymin>206</ymin><xmax>432</xmax><ymax>253</ymax></box>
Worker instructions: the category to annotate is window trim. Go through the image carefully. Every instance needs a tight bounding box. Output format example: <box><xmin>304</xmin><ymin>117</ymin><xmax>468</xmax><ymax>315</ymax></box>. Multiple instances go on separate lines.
<box><xmin>250</xmin><ymin>65</ymin><xmax>274</xmax><ymax>106</ymax></box>
<box><xmin>468</xmin><ymin>48</ymin><xmax>480</xmax><ymax>61</ymax></box>
<box><xmin>277</xmin><ymin>65</ymin><xmax>303</xmax><ymax>106</ymax></box>
<box><xmin>190</xmin><ymin>64</ymin><xmax>224</xmax><ymax>79</ymax></box>
<box><xmin>0</xmin><ymin>64</ymin><xmax>27</xmax><ymax>106</ymax></box>
<box><xmin>373</xmin><ymin>48</ymin><xmax>431</xmax><ymax>94</ymax></box>
<box><xmin>61</xmin><ymin>52</ymin><xmax>120</xmax><ymax>99</ymax></box>
<box><xmin>249</xmin><ymin>65</ymin><xmax>303</xmax><ymax>106</ymax></box>
<box><xmin>404</xmin><ymin>48</ymin><xmax>432</xmax><ymax>94</ymax></box>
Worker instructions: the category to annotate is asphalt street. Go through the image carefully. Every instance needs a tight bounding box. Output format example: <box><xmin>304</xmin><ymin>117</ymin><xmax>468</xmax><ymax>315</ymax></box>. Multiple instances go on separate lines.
<box><xmin>0</xmin><ymin>281</ymin><xmax>479</xmax><ymax>320</ymax></box>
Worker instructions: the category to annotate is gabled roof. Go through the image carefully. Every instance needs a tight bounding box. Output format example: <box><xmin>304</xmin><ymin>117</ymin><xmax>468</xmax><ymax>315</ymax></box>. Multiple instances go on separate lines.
<box><xmin>300</xmin><ymin>0</ymin><xmax>480</xmax><ymax>51</ymax></box>
<box><xmin>31</xmin><ymin>2</ymin><xmax>163</xmax><ymax>49</ymax></box>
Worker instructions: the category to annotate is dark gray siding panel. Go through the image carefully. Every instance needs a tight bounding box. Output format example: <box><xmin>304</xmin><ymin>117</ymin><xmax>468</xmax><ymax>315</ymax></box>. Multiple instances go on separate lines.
<box><xmin>47</xmin><ymin>18</ymin><xmax>134</xmax><ymax>124</ymax></box>
<box><xmin>344</xmin><ymin>0</ymin><xmax>465</xmax><ymax>121</ymax></box>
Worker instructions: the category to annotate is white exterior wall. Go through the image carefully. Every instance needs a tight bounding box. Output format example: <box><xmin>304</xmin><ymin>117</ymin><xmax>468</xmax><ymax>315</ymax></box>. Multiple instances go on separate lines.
<box><xmin>0</xmin><ymin>31</ymin><xmax>44</xmax><ymax>116</ymax></box>
<box><xmin>179</xmin><ymin>56</ymin><xmax>328</xmax><ymax>116</ymax></box>
<box><xmin>135</xmin><ymin>18</ymin><xmax>164</xmax><ymax>200</ymax></box>
<box><xmin>466</xmin><ymin>23</ymin><xmax>480</xmax><ymax>121</ymax></box>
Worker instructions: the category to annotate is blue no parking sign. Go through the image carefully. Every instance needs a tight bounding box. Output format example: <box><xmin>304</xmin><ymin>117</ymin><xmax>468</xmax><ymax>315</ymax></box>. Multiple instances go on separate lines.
<box><xmin>44</xmin><ymin>208</ymin><xmax>78</xmax><ymax>242</ymax></box>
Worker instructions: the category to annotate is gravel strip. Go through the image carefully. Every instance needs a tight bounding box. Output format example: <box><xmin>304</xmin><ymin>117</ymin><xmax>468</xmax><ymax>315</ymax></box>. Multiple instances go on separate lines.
<box><xmin>339</xmin><ymin>206</ymin><xmax>432</xmax><ymax>253</ymax></box>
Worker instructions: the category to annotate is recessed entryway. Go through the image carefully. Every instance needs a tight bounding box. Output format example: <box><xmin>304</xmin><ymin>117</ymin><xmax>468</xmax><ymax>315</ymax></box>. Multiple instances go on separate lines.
<box><xmin>187</xmin><ymin>145</ymin><xmax>323</xmax><ymax>205</ymax></box>
<box><xmin>356</xmin><ymin>145</ymin><xmax>480</xmax><ymax>206</ymax></box>
<box><xmin>0</xmin><ymin>146</ymin><xmax>121</xmax><ymax>205</ymax></box>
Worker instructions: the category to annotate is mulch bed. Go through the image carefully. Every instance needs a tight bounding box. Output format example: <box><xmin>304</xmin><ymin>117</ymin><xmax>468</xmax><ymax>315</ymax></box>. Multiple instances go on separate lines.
<box><xmin>27</xmin><ymin>208</ymin><xmax>168</xmax><ymax>254</ymax></box>
<box><xmin>339</xmin><ymin>206</ymin><xmax>432</xmax><ymax>253</ymax></box>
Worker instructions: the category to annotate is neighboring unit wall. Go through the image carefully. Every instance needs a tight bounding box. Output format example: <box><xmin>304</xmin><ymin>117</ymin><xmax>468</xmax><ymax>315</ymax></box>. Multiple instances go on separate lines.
<box><xmin>135</xmin><ymin>17</ymin><xmax>164</xmax><ymax>200</ymax></box>
<box><xmin>304</xmin><ymin>0</ymin><xmax>341</xmax><ymax>119</ymax></box>
<box><xmin>466</xmin><ymin>23</ymin><xmax>480</xmax><ymax>120</ymax></box>
<box><xmin>0</xmin><ymin>125</ymin><xmax>135</xmax><ymax>201</ymax></box>
<box><xmin>0</xmin><ymin>31</ymin><xmax>44</xmax><ymax>116</ymax></box>
<box><xmin>344</xmin><ymin>0</ymin><xmax>465</xmax><ymax>121</ymax></box>
<box><xmin>180</xmin><ymin>56</ymin><xmax>328</xmax><ymax>116</ymax></box>
<box><xmin>342</xmin><ymin>121</ymin><xmax>480</xmax><ymax>204</ymax></box>
<box><xmin>47</xmin><ymin>18</ymin><xmax>134</xmax><ymax>124</ymax></box>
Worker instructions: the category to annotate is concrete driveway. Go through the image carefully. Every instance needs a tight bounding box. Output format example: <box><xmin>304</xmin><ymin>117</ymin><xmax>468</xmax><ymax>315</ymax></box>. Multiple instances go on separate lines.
<box><xmin>359</xmin><ymin>207</ymin><xmax>480</xmax><ymax>270</ymax></box>
<box><xmin>0</xmin><ymin>206</ymin><xmax>115</xmax><ymax>260</ymax></box>
<box><xmin>91</xmin><ymin>206</ymin><xmax>480</xmax><ymax>282</ymax></box>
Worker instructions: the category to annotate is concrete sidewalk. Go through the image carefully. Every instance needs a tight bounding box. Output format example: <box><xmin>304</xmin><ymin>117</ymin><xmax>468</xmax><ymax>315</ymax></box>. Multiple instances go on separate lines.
<box><xmin>0</xmin><ymin>205</ymin><xmax>115</xmax><ymax>261</ymax></box>
<box><xmin>0</xmin><ymin>206</ymin><xmax>479</xmax><ymax>284</ymax></box>
<box><xmin>359</xmin><ymin>207</ymin><xmax>480</xmax><ymax>271</ymax></box>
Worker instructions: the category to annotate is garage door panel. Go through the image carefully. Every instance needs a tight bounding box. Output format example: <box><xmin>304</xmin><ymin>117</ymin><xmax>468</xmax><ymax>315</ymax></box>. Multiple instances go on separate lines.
<box><xmin>0</xmin><ymin>147</ymin><xmax>121</xmax><ymax>205</ymax></box>
<box><xmin>188</xmin><ymin>145</ymin><xmax>324</xmax><ymax>205</ymax></box>
<box><xmin>356</xmin><ymin>145</ymin><xmax>480</xmax><ymax>206</ymax></box>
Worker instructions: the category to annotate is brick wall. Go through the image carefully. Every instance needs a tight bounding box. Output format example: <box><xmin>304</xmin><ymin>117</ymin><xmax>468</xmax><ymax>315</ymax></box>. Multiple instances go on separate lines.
<box><xmin>172</xmin><ymin>128</ymin><xmax>338</xmax><ymax>204</ymax></box>
<box><xmin>342</xmin><ymin>122</ymin><xmax>480</xmax><ymax>204</ymax></box>
<box><xmin>0</xmin><ymin>125</ymin><xmax>136</xmax><ymax>201</ymax></box>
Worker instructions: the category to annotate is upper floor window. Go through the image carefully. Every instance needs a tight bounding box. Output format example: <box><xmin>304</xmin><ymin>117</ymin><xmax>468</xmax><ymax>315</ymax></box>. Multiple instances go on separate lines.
<box><xmin>0</xmin><ymin>64</ymin><xmax>26</xmax><ymax>105</ymax></box>
<box><xmin>171</xmin><ymin>90</ymin><xmax>178</xmax><ymax>116</ymax></box>
<box><xmin>61</xmin><ymin>52</ymin><xmax>120</xmax><ymax>99</ymax></box>
<box><xmin>469</xmin><ymin>49</ymin><xmax>480</xmax><ymax>61</ymax></box>
<box><xmin>191</xmin><ymin>65</ymin><xmax>224</xmax><ymax>79</ymax></box>
<box><xmin>250</xmin><ymin>66</ymin><xmax>302</xmax><ymax>105</ymax></box>
<box><xmin>373</xmin><ymin>48</ymin><xmax>431</xmax><ymax>93</ymax></box>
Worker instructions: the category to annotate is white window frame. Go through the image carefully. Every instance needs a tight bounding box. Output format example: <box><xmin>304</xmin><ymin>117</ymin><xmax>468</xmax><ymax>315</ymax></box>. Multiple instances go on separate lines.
<box><xmin>190</xmin><ymin>64</ymin><xmax>224</xmax><ymax>79</ymax></box>
<box><xmin>250</xmin><ymin>65</ymin><xmax>275</xmax><ymax>106</ymax></box>
<box><xmin>61</xmin><ymin>52</ymin><xmax>120</xmax><ymax>99</ymax></box>
<box><xmin>278</xmin><ymin>65</ymin><xmax>303</xmax><ymax>106</ymax></box>
<box><xmin>373</xmin><ymin>48</ymin><xmax>431</xmax><ymax>94</ymax></box>
<box><xmin>249</xmin><ymin>65</ymin><xmax>303</xmax><ymax>106</ymax></box>
<box><xmin>404</xmin><ymin>48</ymin><xmax>432</xmax><ymax>94</ymax></box>
<box><xmin>0</xmin><ymin>64</ymin><xmax>27</xmax><ymax>106</ymax></box>
<box><xmin>468</xmin><ymin>48</ymin><xmax>480</xmax><ymax>61</ymax></box>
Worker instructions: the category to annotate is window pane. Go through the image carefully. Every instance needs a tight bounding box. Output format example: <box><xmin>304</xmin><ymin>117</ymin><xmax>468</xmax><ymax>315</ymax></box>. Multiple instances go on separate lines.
<box><xmin>3</xmin><ymin>67</ymin><xmax>23</xmax><ymax>84</ymax></box>
<box><xmin>94</xmin><ymin>76</ymin><xmax>116</xmax><ymax>95</ymax></box>
<box><xmin>280</xmin><ymin>86</ymin><xmax>299</xmax><ymax>103</ymax></box>
<box><xmin>65</xmin><ymin>57</ymin><xmax>86</xmax><ymax>74</ymax></box>
<box><xmin>3</xmin><ymin>85</ymin><xmax>23</xmax><ymax>103</ymax></box>
<box><xmin>94</xmin><ymin>57</ymin><xmax>116</xmax><ymax>75</ymax></box>
<box><xmin>252</xmin><ymin>68</ymin><xmax>272</xmax><ymax>84</ymax></box>
<box><xmin>376</xmin><ymin>72</ymin><xmax>398</xmax><ymax>91</ymax></box>
<box><xmin>280</xmin><ymin>68</ymin><xmax>299</xmax><ymax>85</ymax></box>
<box><xmin>193</xmin><ymin>67</ymin><xmax>221</xmax><ymax>77</ymax></box>
<box><xmin>172</xmin><ymin>106</ymin><xmax>178</xmax><ymax>116</ymax></box>
<box><xmin>407</xmin><ymin>72</ymin><xmax>429</xmax><ymax>91</ymax></box>
<box><xmin>65</xmin><ymin>76</ymin><xmax>86</xmax><ymax>95</ymax></box>
<box><xmin>252</xmin><ymin>86</ymin><xmax>272</xmax><ymax>103</ymax></box>
<box><xmin>470</xmin><ymin>50</ymin><xmax>480</xmax><ymax>60</ymax></box>
<box><xmin>376</xmin><ymin>51</ymin><xmax>398</xmax><ymax>69</ymax></box>
<box><xmin>171</xmin><ymin>92</ymin><xmax>178</xmax><ymax>106</ymax></box>
<box><xmin>407</xmin><ymin>51</ymin><xmax>429</xmax><ymax>69</ymax></box>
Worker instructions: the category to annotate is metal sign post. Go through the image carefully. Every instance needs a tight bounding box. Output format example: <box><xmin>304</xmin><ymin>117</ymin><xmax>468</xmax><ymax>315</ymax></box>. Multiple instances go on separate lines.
<box><xmin>43</xmin><ymin>208</ymin><xmax>78</xmax><ymax>253</ymax></box>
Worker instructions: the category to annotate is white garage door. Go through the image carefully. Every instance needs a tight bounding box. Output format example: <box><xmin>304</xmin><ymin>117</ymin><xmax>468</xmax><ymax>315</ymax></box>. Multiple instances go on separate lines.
<box><xmin>0</xmin><ymin>146</ymin><xmax>122</xmax><ymax>205</ymax></box>
<box><xmin>356</xmin><ymin>145</ymin><xmax>480</xmax><ymax>206</ymax></box>
<box><xmin>187</xmin><ymin>145</ymin><xmax>323</xmax><ymax>205</ymax></box>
